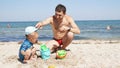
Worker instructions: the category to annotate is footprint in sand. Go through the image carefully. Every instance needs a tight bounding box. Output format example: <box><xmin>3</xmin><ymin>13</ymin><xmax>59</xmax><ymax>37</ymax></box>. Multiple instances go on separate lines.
<box><xmin>2</xmin><ymin>55</ymin><xmax>18</xmax><ymax>64</ymax></box>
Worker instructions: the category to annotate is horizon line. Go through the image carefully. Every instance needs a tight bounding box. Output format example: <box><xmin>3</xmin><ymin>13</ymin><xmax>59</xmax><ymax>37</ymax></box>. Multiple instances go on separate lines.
<box><xmin>0</xmin><ymin>19</ymin><xmax>120</xmax><ymax>22</ymax></box>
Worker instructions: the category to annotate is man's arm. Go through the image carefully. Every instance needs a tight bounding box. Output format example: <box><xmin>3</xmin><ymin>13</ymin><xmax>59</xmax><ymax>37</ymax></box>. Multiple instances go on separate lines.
<box><xmin>35</xmin><ymin>17</ymin><xmax>52</xmax><ymax>28</ymax></box>
<box><xmin>68</xmin><ymin>16</ymin><xmax>80</xmax><ymax>34</ymax></box>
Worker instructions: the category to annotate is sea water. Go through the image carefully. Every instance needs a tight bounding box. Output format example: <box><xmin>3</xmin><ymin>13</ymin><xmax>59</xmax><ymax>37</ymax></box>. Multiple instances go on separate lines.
<box><xmin>0</xmin><ymin>20</ymin><xmax>120</xmax><ymax>42</ymax></box>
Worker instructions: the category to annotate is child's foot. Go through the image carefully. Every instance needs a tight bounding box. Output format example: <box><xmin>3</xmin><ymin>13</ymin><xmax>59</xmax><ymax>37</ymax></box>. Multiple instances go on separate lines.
<box><xmin>30</xmin><ymin>55</ymin><xmax>37</xmax><ymax>61</ymax></box>
<box><xmin>23</xmin><ymin>60</ymin><xmax>28</xmax><ymax>64</ymax></box>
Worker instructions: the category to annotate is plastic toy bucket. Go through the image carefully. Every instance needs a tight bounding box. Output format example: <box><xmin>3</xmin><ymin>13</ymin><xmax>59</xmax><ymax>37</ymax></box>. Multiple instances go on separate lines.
<box><xmin>56</xmin><ymin>50</ymin><xmax>67</xmax><ymax>59</ymax></box>
<box><xmin>40</xmin><ymin>44</ymin><xmax>50</xmax><ymax>60</ymax></box>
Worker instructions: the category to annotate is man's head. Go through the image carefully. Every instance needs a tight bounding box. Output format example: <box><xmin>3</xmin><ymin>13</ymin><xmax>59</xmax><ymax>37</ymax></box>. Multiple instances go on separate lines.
<box><xmin>55</xmin><ymin>4</ymin><xmax>66</xmax><ymax>20</ymax></box>
<box><xmin>25</xmin><ymin>26</ymin><xmax>39</xmax><ymax>44</ymax></box>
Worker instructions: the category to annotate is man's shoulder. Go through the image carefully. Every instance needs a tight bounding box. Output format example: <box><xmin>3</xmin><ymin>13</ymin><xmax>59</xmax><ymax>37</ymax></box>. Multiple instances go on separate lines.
<box><xmin>47</xmin><ymin>16</ymin><xmax>53</xmax><ymax>22</ymax></box>
<box><xmin>65</xmin><ymin>15</ymin><xmax>72</xmax><ymax>19</ymax></box>
<box><xmin>65</xmin><ymin>15</ymin><xmax>73</xmax><ymax>21</ymax></box>
<box><xmin>49</xmin><ymin>16</ymin><xmax>55</xmax><ymax>23</ymax></box>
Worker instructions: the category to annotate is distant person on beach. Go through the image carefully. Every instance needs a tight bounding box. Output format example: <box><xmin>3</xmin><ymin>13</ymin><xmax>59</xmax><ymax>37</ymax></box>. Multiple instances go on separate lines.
<box><xmin>36</xmin><ymin>4</ymin><xmax>80</xmax><ymax>52</ymax></box>
<box><xmin>7</xmin><ymin>24</ymin><xmax>11</xmax><ymax>28</ymax></box>
<box><xmin>19</xmin><ymin>26</ymin><xmax>38</xmax><ymax>63</ymax></box>
<box><xmin>106</xmin><ymin>25</ymin><xmax>111</xmax><ymax>30</ymax></box>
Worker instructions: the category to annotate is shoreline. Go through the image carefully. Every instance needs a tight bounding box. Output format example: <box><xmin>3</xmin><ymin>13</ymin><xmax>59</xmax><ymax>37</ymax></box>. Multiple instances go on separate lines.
<box><xmin>72</xmin><ymin>39</ymin><xmax>120</xmax><ymax>44</ymax></box>
<box><xmin>1</xmin><ymin>39</ymin><xmax>120</xmax><ymax>44</ymax></box>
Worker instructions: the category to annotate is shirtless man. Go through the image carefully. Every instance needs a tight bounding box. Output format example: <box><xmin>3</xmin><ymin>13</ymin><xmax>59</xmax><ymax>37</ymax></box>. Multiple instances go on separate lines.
<box><xmin>36</xmin><ymin>4</ymin><xmax>80</xmax><ymax>52</ymax></box>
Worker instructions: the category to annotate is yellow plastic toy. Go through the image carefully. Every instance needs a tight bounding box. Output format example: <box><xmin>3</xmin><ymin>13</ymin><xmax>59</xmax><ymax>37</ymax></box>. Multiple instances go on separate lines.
<box><xmin>48</xmin><ymin>65</ymin><xmax>56</xmax><ymax>68</ymax></box>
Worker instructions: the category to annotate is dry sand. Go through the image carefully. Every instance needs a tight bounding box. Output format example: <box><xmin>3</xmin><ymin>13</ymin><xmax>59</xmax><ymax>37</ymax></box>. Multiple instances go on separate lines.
<box><xmin>0</xmin><ymin>40</ymin><xmax>120</xmax><ymax>68</ymax></box>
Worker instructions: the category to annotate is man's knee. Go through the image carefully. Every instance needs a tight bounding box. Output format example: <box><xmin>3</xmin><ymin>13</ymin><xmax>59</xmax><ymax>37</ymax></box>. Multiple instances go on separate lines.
<box><xmin>46</xmin><ymin>40</ymin><xmax>59</xmax><ymax>50</ymax></box>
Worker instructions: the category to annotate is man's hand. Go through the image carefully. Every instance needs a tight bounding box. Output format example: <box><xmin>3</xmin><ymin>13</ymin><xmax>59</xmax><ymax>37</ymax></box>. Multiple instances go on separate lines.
<box><xmin>59</xmin><ymin>26</ymin><xmax>69</xmax><ymax>32</ymax></box>
<box><xmin>35</xmin><ymin>23</ymin><xmax>43</xmax><ymax>29</ymax></box>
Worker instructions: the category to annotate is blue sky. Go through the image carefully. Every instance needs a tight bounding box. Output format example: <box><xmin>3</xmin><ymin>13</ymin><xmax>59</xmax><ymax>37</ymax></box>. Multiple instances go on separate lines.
<box><xmin>0</xmin><ymin>0</ymin><xmax>120</xmax><ymax>21</ymax></box>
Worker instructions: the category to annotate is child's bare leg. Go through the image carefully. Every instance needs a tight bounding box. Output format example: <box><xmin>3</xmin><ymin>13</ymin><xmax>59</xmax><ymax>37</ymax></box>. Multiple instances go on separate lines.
<box><xmin>30</xmin><ymin>47</ymin><xmax>37</xmax><ymax>60</ymax></box>
<box><xmin>23</xmin><ymin>49</ymin><xmax>32</xmax><ymax>63</ymax></box>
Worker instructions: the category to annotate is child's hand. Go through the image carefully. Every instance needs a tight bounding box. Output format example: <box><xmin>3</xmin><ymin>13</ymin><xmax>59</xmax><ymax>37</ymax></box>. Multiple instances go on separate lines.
<box><xmin>37</xmin><ymin>41</ymin><xmax>42</xmax><ymax>45</ymax></box>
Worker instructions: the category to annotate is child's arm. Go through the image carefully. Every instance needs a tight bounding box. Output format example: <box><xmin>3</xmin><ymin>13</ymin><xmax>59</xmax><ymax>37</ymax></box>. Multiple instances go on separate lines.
<box><xmin>36</xmin><ymin>41</ymin><xmax>42</xmax><ymax>45</ymax></box>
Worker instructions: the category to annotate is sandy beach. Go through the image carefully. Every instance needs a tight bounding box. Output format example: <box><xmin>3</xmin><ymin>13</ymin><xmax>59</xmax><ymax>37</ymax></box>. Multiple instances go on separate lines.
<box><xmin>0</xmin><ymin>40</ymin><xmax>120</xmax><ymax>68</ymax></box>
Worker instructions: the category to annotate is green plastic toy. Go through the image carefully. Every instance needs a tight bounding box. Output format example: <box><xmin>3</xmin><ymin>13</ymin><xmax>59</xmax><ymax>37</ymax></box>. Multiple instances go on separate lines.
<box><xmin>40</xmin><ymin>44</ymin><xmax>48</xmax><ymax>51</ymax></box>
<box><xmin>56</xmin><ymin>50</ymin><xmax>67</xmax><ymax>59</ymax></box>
<box><xmin>58</xmin><ymin>50</ymin><xmax>66</xmax><ymax>56</ymax></box>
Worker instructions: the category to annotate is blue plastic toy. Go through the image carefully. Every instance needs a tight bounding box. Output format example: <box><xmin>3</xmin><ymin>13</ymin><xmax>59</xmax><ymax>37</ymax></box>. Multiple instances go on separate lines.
<box><xmin>40</xmin><ymin>44</ymin><xmax>50</xmax><ymax>60</ymax></box>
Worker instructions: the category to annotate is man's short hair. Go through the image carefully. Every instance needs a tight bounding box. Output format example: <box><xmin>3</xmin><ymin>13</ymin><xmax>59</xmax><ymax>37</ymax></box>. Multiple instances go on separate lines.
<box><xmin>55</xmin><ymin>4</ymin><xmax>66</xmax><ymax>14</ymax></box>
